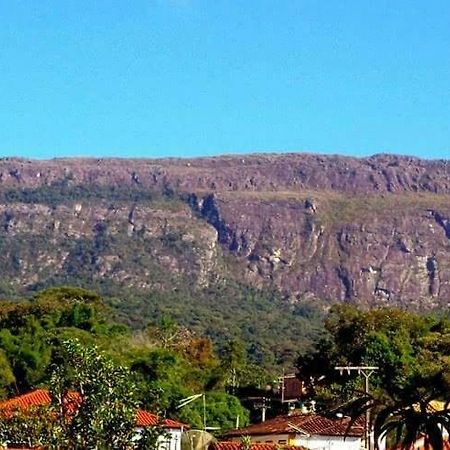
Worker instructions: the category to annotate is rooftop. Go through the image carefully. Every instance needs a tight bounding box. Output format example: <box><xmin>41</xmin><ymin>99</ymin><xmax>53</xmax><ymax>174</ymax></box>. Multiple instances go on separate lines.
<box><xmin>0</xmin><ymin>389</ymin><xmax>186</xmax><ymax>429</ymax></box>
<box><xmin>211</xmin><ymin>442</ymin><xmax>306</xmax><ymax>450</ymax></box>
<box><xmin>224</xmin><ymin>413</ymin><xmax>364</xmax><ymax>438</ymax></box>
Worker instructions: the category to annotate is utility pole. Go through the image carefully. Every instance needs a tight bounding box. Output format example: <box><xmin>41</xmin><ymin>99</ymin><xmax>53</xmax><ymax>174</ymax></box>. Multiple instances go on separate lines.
<box><xmin>250</xmin><ymin>396</ymin><xmax>269</xmax><ymax>422</ymax></box>
<box><xmin>261</xmin><ymin>397</ymin><xmax>268</xmax><ymax>422</ymax></box>
<box><xmin>335</xmin><ymin>366</ymin><xmax>379</xmax><ymax>450</ymax></box>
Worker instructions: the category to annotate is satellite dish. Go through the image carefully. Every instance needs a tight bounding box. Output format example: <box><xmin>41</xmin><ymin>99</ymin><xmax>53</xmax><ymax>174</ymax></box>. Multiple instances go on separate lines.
<box><xmin>181</xmin><ymin>429</ymin><xmax>216</xmax><ymax>450</ymax></box>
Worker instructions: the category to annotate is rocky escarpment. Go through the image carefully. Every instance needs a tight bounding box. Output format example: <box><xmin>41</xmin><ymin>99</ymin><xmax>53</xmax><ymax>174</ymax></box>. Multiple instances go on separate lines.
<box><xmin>0</xmin><ymin>199</ymin><xmax>220</xmax><ymax>293</ymax></box>
<box><xmin>191</xmin><ymin>191</ymin><xmax>450</xmax><ymax>308</ymax></box>
<box><xmin>0</xmin><ymin>153</ymin><xmax>450</xmax><ymax>309</ymax></box>
<box><xmin>1</xmin><ymin>152</ymin><xmax>450</xmax><ymax>194</ymax></box>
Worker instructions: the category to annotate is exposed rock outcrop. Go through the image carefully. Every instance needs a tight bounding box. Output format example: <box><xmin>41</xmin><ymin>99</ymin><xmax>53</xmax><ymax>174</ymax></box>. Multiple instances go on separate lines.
<box><xmin>0</xmin><ymin>153</ymin><xmax>450</xmax><ymax>309</ymax></box>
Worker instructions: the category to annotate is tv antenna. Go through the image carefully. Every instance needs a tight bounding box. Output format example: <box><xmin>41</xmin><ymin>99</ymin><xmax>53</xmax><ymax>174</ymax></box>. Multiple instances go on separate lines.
<box><xmin>177</xmin><ymin>393</ymin><xmax>209</xmax><ymax>431</ymax></box>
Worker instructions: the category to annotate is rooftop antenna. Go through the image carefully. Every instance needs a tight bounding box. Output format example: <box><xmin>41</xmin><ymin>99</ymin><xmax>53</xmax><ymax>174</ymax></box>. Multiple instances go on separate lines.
<box><xmin>177</xmin><ymin>393</ymin><xmax>207</xmax><ymax>431</ymax></box>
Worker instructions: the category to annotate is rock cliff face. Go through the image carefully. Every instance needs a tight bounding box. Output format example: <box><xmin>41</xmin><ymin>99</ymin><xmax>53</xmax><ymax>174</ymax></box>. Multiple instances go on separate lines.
<box><xmin>1</xmin><ymin>153</ymin><xmax>450</xmax><ymax>309</ymax></box>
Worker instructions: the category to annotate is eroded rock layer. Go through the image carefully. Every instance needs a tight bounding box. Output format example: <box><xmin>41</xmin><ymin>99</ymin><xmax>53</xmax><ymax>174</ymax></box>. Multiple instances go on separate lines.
<box><xmin>0</xmin><ymin>153</ymin><xmax>450</xmax><ymax>308</ymax></box>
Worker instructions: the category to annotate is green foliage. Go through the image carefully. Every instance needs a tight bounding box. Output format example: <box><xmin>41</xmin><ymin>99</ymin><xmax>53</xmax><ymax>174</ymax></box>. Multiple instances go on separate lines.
<box><xmin>0</xmin><ymin>183</ymin><xmax>176</xmax><ymax>207</ymax></box>
<box><xmin>0</xmin><ymin>286</ymin><xmax>120</xmax><ymax>394</ymax></box>
<box><xmin>298</xmin><ymin>305</ymin><xmax>450</xmax><ymax>450</ymax></box>
<box><xmin>371</xmin><ymin>402</ymin><xmax>450</xmax><ymax>450</ymax></box>
<box><xmin>298</xmin><ymin>305</ymin><xmax>450</xmax><ymax>407</ymax></box>
<box><xmin>218</xmin><ymin>340</ymin><xmax>266</xmax><ymax>392</ymax></box>
<box><xmin>240</xmin><ymin>435</ymin><xmax>252</xmax><ymax>450</ymax></box>
<box><xmin>135</xmin><ymin>424</ymin><xmax>170</xmax><ymax>450</ymax></box>
<box><xmin>0</xmin><ymin>405</ymin><xmax>56</xmax><ymax>448</ymax></box>
<box><xmin>124</xmin><ymin>323</ymin><xmax>251</xmax><ymax>430</ymax></box>
<box><xmin>0</xmin><ymin>286</ymin><xmax>254</xmax><ymax>432</ymax></box>
<box><xmin>130</xmin><ymin>347</ymin><xmax>192</xmax><ymax>412</ymax></box>
<box><xmin>0</xmin><ymin>339</ymin><xmax>169</xmax><ymax>449</ymax></box>
<box><xmin>0</xmin><ymin>351</ymin><xmax>14</xmax><ymax>396</ymax></box>
<box><xmin>343</xmin><ymin>391</ymin><xmax>450</xmax><ymax>450</ymax></box>
<box><xmin>50</xmin><ymin>339</ymin><xmax>139</xmax><ymax>449</ymax></box>
<box><xmin>115</xmin><ymin>280</ymin><xmax>324</xmax><ymax>371</ymax></box>
<box><xmin>177</xmin><ymin>391</ymin><xmax>249</xmax><ymax>432</ymax></box>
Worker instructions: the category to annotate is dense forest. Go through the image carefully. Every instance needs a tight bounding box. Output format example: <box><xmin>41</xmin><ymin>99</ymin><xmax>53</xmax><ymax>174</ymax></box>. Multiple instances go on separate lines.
<box><xmin>0</xmin><ymin>286</ymin><xmax>281</xmax><ymax>430</ymax></box>
<box><xmin>297</xmin><ymin>304</ymin><xmax>450</xmax><ymax>408</ymax></box>
<box><xmin>1</xmin><ymin>286</ymin><xmax>449</xmax><ymax>430</ymax></box>
<box><xmin>0</xmin><ymin>284</ymin><xmax>450</xmax><ymax>449</ymax></box>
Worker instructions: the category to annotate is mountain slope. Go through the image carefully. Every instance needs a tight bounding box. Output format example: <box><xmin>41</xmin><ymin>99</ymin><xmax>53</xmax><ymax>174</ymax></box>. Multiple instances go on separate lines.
<box><xmin>0</xmin><ymin>152</ymin><xmax>449</xmax><ymax>311</ymax></box>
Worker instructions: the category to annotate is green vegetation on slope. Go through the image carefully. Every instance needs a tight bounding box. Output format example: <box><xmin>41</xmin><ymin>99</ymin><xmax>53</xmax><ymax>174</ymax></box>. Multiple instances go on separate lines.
<box><xmin>0</xmin><ymin>286</ymin><xmax>260</xmax><ymax>431</ymax></box>
<box><xmin>297</xmin><ymin>305</ymin><xmax>450</xmax><ymax>450</ymax></box>
<box><xmin>297</xmin><ymin>304</ymin><xmax>450</xmax><ymax>409</ymax></box>
<box><xmin>0</xmin><ymin>182</ymin><xmax>178</xmax><ymax>207</ymax></box>
<box><xmin>109</xmin><ymin>280</ymin><xmax>323</xmax><ymax>367</ymax></box>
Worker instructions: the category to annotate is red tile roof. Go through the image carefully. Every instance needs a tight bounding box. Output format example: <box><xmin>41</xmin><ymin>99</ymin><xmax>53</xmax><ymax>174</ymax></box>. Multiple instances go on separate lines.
<box><xmin>211</xmin><ymin>442</ymin><xmax>304</xmax><ymax>450</ymax></box>
<box><xmin>224</xmin><ymin>413</ymin><xmax>364</xmax><ymax>438</ymax></box>
<box><xmin>0</xmin><ymin>389</ymin><xmax>52</xmax><ymax>410</ymax></box>
<box><xmin>136</xmin><ymin>409</ymin><xmax>187</xmax><ymax>428</ymax></box>
<box><xmin>0</xmin><ymin>389</ymin><xmax>186</xmax><ymax>429</ymax></box>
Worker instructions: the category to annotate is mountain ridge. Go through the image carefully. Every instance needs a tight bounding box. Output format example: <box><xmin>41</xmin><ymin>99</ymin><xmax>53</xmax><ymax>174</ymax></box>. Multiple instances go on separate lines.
<box><xmin>1</xmin><ymin>152</ymin><xmax>450</xmax><ymax>195</ymax></box>
<box><xmin>0</xmin><ymin>151</ymin><xmax>450</xmax><ymax>313</ymax></box>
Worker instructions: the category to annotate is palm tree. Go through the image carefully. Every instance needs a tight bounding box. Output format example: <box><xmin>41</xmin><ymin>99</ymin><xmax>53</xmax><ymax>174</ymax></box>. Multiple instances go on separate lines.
<box><xmin>344</xmin><ymin>393</ymin><xmax>450</xmax><ymax>450</ymax></box>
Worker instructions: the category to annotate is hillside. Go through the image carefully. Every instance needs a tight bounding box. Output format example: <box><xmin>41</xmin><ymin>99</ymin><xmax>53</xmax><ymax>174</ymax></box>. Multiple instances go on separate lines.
<box><xmin>0</xmin><ymin>152</ymin><xmax>450</xmax><ymax>360</ymax></box>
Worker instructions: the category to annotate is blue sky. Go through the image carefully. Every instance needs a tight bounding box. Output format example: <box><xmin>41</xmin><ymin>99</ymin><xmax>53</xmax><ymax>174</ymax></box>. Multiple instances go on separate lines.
<box><xmin>0</xmin><ymin>0</ymin><xmax>449</xmax><ymax>159</ymax></box>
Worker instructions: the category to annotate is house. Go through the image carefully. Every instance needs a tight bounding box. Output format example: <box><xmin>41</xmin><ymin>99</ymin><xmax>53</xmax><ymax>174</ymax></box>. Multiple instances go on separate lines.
<box><xmin>223</xmin><ymin>413</ymin><xmax>367</xmax><ymax>450</ymax></box>
<box><xmin>0</xmin><ymin>389</ymin><xmax>186</xmax><ymax>450</ymax></box>
<box><xmin>210</xmin><ymin>441</ymin><xmax>307</xmax><ymax>450</ymax></box>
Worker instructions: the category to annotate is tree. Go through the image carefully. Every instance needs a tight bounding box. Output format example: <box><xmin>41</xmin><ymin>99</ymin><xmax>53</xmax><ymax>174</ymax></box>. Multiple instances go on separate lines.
<box><xmin>0</xmin><ymin>405</ymin><xmax>56</xmax><ymax>449</ymax></box>
<box><xmin>343</xmin><ymin>392</ymin><xmax>450</xmax><ymax>450</ymax></box>
<box><xmin>177</xmin><ymin>391</ymin><xmax>250</xmax><ymax>432</ymax></box>
<box><xmin>0</xmin><ymin>287</ymin><xmax>124</xmax><ymax>395</ymax></box>
<box><xmin>0</xmin><ymin>339</ymin><xmax>166</xmax><ymax>449</ymax></box>
<box><xmin>298</xmin><ymin>305</ymin><xmax>450</xmax><ymax>450</ymax></box>
<box><xmin>297</xmin><ymin>305</ymin><xmax>450</xmax><ymax>409</ymax></box>
<box><xmin>0</xmin><ymin>350</ymin><xmax>15</xmax><ymax>396</ymax></box>
<box><xmin>50</xmin><ymin>339</ymin><xmax>139</xmax><ymax>449</ymax></box>
<box><xmin>220</xmin><ymin>340</ymin><xmax>249</xmax><ymax>392</ymax></box>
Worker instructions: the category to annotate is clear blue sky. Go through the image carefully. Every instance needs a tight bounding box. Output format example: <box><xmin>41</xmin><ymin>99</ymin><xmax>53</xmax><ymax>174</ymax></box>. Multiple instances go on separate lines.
<box><xmin>0</xmin><ymin>0</ymin><xmax>449</xmax><ymax>159</ymax></box>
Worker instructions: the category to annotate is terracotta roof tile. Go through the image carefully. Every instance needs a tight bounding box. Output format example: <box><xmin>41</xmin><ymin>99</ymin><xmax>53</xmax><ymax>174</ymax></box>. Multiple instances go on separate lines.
<box><xmin>0</xmin><ymin>389</ymin><xmax>186</xmax><ymax>430</ymax></box>
<box><xmin>224</xmin><ymin>414</ymin><xmax>364</xmax><ymax>438</ymax></box>
<box><xmin>0</xmin><ymin>389</ymin><xmax>51</xmax><ymax>410</ymax></box>
<box><xmin>136</xmin><ymin>409</ymin><xmax>186</xmax><ymax>429</ymax></box>
<box><xmin>211</xmin><ymin>442</ymin><xmax>305</xmax><ymax>450</ymax></box>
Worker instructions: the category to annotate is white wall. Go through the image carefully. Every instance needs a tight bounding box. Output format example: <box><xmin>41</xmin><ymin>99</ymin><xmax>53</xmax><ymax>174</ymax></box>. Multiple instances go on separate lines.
<box><xmin>230</xmin><ymin>434</ymin><xmax>291</xmax><ymax>445</ymax></box>
<box><xmin>251</xmin><ymin>434</ymin><xmax>291</xmax><ymax>444</ymax></box>
<box><xmin>293</xmin><ymin>434</ymin><xmax>362</xmax><ymax>450</ymax></box>
<box><xmin>134</xmin><ymin>427</ymin><xmax>182</xmax><ymax>450</ymax></box>
<box><xmin>230</xmin><ymin>433</ymin><xmax>363</xmax><ymax>450</ymax></box>
<box><xmin>158</xmin><ymin>428</ymin><xmax>183</xmax><ymax>450</ymax></box>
